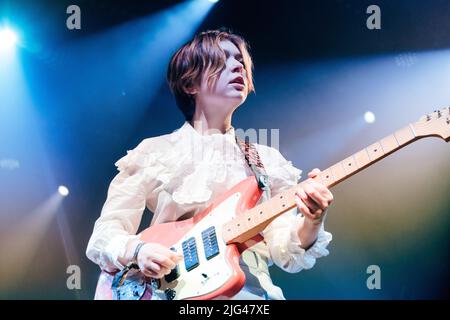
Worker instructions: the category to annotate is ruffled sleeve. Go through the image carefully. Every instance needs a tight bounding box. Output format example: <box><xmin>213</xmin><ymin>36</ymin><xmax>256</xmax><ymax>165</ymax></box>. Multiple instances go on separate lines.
<box><xmin>255</xmin><ymin>144</ymin><xmax>333</xmax><ymax>273</ymax></box>
<box><xmin>85</xmin><ymin>138</ymin><xmax>167</xmax><ymax>272</ymax></box>
<box><xmin>262</xmin><ymin>211</ymin><xmax>333</xmax><ymax>273</ymax></box>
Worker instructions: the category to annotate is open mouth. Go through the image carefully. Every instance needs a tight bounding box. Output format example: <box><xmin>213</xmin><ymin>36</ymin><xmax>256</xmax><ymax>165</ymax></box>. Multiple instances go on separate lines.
<box><xmin>229</xmin><ymin>76</ymin><xmax>245</xmax><ymax>86</ymax></box>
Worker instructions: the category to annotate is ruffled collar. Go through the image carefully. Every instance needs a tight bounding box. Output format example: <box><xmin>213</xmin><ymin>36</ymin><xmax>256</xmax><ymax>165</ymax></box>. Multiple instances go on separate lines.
<box><xmin>178</xmin><ymin>121</ymin><xmax>236</xmax><ymax>143</ymax></box>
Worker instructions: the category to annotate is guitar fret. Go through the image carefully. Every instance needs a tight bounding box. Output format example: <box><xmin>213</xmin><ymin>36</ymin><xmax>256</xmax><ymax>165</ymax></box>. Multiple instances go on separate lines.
<box><xmin>395</xmin><ymin>126</ymin><xmax>415</xmax><ymax>145</ymax></box>
<box><xmin>380</xmin><ymin>134</ymin><xmax>400</xmax><ymax>154</ymax></box>
<box><xmin>264</xmin><ymin>199</ymin><xmax>274</xmax><ymax>220</ymax></box>
<box><xmin>354</xmin><ymin>149</ymin><xmax>370</xmax><ymax>168</ymax></box>
<box><xmin>234</xmin><ymin>218</ymin><xmax>242</xmax><ymax>231</ymax></box>
<box><xmin>367</xmin><ymin>142</ymin><xmax>384</xmax><ymax>160</ymax></box>
<box><xmin>255</xmin><ymin>205</ymin><xmax>268</xmax><ymax>227</ymax></box>
<box><xmin>250</xmin><ymin>208</ymin><xmax>260</xmax><ymax>225</ymax></box>
<box><xmin>340</xmin><ymin>161</ymin><xmax>346</xmax><ymax>174</ymax></box>
<box><xmin>408</xmin><ymin>124</ymin><xmax>417</xmax><ymax>137</ymax></box>
<box><xmin>330</xmin><ymin>167</ymin><xmax>336</xmax><ymax>182</ymax></box>
<box><xmin>276</xmin><ymin>194</ymin><xmax>283</xmax><ymax>213</ymax></box>
<box><xmin>321</xmin><ymin>168</ymin><xmax>335</xmax><ymax>186</ymax></box>
<box><xmin>334</xmin><ymin>163</ymin><xmax>346</xmax><ymax>180</ymax></box>
<box><xmin>365</xmin><ymin>147</ymin><xmax>372</xmax><ymax>161</ymax></box>
<box><xmin>378</xmin><ymin>140</ymin><xmax>385</xmax><ymax>154</ymax></box>
<box><xmin>352</xmin><ymin>154</ymin><xmax>360</xmax><ymax>169</ymax></box>
<box><xmin>240</xmin><ymin>214</ymin><xmax>249</xmax><ymax>230</ymax></box>
<box><xmin>342</xmin><ymin>156</ymin><xmax>358</xmax><ymax>175</ymax></box>
<box><xmin>278</xmin><ymin>191</ymin><xmax>291</xmax><ymax>212</ymax></box>
<box><xmin>393</xmin><ymin>132</ymin><xmax>400</xmax><ymax>146</ymax></box>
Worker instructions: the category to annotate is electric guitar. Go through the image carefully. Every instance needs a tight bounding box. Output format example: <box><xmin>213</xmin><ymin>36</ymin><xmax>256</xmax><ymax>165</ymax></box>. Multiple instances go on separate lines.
<box><xmin>94</xmin><ymin>108</ymin><xmax>450</xmax><ymax>300</ymax></box>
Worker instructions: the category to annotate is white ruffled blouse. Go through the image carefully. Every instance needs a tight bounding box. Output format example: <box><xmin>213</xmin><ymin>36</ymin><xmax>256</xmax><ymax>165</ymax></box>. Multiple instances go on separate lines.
<box><xmin>86</xmin><ymin>122</ymin><xmax>332</xmax><ymax>300</ymax></box>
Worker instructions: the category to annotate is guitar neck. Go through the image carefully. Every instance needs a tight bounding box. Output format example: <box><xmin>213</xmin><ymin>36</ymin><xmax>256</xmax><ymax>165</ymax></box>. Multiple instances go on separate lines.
<box><xmin>223</xmin><ymin>123</ymin><xmax>421</xmax><ymax>245</ymax></box>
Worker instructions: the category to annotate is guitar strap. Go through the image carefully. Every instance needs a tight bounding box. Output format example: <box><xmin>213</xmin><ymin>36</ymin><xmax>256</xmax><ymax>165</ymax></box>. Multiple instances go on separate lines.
<box><xmin>234</xmin><ymin>136</ymin><xmax>270</xmax><ymax>251</ymax></box>
<box><xmin>235</xmin><ymin>136</ymin><xmax>271</xmax><ymax>200</ymax></box>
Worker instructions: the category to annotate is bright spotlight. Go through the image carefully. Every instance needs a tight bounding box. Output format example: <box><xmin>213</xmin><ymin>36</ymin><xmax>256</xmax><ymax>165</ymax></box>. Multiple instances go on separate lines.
<box><xmin>364</xmin><ymin>111</ymin><xmax>376</xmax><ymax>124</ymax></box>
<box><xmin>0</xmin><ymin>28</ymin><xmax>18</xmax><ymax>51</ymax></box>
<box><xmin>58</xmin><ymin>185</ymin><xmax>69</xmax><ymax>197</ymax></box>
<box><xmin>208</xmin><ymin>0</ymin><xmax>219</xmax><ymax>3</ymax></box>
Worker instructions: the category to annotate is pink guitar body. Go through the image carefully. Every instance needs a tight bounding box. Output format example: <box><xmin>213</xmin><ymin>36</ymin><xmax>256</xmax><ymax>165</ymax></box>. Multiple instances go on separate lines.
<box><xmin>94</xmin><ymin>176</ymin><xmax>264</xmax><ymax>300</ymax></box>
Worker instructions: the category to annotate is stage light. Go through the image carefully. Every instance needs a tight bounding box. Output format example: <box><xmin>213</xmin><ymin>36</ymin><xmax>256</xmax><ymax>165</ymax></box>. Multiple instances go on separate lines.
<box><xmin>364</xmin><ymin>111</ymin><xmax>375</xmax><ymax>124</ymax></box>
<box><xmin>208</xmin><ymin>0</ymin><xmax>219</xmax><ymax>3</ymax></box>
<box><xmin>0</xmin><ymin>27</ymin><xmax>18</xmax><ymax>51</ymax></box>
<box><xmin>58</xmin><ymin>185</ymin><xmax>69</xmax><ymax>197</ymax></box>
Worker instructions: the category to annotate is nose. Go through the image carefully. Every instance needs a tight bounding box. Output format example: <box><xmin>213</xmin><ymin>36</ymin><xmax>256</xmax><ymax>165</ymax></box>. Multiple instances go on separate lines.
<box><xmin>232</xmin><ymin>64</ymin><xmax>243</xmax><ymax>74</ymax></box>
<box><xmin>231</xmin><ymin>59</ymin><xmax>244</xmax><ymax>74</ymax></box>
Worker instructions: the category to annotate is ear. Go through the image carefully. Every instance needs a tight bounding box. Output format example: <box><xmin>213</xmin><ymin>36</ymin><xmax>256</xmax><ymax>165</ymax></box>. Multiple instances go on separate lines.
<box><xmin>184</xmin><ymin>86</ymin><xmax>198</xmax><ymax>95</ymax></box>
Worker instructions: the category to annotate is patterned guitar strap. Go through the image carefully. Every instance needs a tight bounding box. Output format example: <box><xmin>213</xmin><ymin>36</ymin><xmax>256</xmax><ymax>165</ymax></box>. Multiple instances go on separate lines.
<box><xmin>235</xmin><ymin>136</ymin><xmax>271</xmax><ymax>246</ymax></box>
<box><xmin>235</xmin><ymin>136</ymin><xmax>271</xmax><ymax>199</ymax></box>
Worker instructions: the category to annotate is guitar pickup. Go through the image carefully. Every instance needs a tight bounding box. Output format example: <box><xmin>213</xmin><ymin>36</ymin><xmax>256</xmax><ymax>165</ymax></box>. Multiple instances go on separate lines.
<box><xmin>202</xmin><ymin>226</ymin><xmax>220</xmax><ymax>260</ymax></box>
<box><xmin>182</xmin><ymin>237</ymin><xmax>199</xmax><ymax>272</ymax></box>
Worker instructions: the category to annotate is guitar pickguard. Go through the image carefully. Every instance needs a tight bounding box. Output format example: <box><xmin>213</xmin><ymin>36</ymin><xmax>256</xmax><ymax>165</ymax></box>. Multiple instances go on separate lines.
<box><xmin>153</xmin><ymin>192</ymin><xmax>242</xmax><ymax>300</ymax></box>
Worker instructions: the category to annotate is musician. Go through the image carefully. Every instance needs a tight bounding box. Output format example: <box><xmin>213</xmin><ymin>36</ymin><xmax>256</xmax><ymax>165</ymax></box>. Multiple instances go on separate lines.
<box><xmin>86</xmin><ymin>29</ymin><xmax>333</xmax><ymax>300</ymax></box>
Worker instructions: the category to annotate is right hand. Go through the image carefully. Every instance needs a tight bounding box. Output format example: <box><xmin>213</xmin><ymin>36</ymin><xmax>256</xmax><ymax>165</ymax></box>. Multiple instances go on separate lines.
<box><xmin>136</xmin><ymin>242</ymin><xmax>183</xmax><ymax>279</ymax></box>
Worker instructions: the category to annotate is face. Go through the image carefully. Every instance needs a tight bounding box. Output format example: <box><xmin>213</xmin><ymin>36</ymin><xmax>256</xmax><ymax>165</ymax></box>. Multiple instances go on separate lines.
<box><xmin>194</xmin><ymin>40</ymin><xmax>249</xmax><ymax>110</ymax></box>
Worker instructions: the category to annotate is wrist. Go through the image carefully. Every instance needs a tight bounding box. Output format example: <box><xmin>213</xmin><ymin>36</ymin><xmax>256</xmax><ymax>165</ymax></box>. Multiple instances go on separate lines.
<box><xmin>303</xmin><ymin>216</ymin><xmax>323</xmax><ymax>228</ymax></box>
<box><xmin>119</xmin><ymin>238</ymin><xmax>144</xmax><ymax>266</ymax></box>
<box><xmin>130</xmin><ymin>241</ymin><xmax>146</xmax><ymax>266</ymax></box>
<box><xmin>297</xmin><ymin>219</ymin><xmax>320</xmax><ymax>250</ymax></box>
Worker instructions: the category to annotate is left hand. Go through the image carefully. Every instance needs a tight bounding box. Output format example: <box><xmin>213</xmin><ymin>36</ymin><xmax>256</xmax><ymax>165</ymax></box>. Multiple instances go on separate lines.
<box><xmin>294</xmin><ymin>168</ymin><xmax>334</xmax><ymax>225</ymax></box>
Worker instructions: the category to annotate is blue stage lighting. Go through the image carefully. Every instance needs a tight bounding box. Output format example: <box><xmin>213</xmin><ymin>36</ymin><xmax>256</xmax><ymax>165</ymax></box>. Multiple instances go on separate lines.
<box><xmin>0</xmin><ymin>27</ymin><xmax>18</xmax><ymax>51</ymax></box>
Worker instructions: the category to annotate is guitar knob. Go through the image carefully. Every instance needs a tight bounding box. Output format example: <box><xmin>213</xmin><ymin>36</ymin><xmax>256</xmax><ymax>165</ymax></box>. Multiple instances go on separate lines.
<box><xmin>164</xmin><ymin>265</ymin><xmax>180</xmax><ymax>282</ymax></box>
<box><xmin>164</xmin><ymin>288</ymin><xmax>176</xmax><ymax>300</ymax></box>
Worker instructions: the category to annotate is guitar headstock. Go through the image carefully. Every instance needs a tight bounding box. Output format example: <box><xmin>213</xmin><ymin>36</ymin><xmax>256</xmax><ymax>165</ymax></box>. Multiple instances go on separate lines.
<box><xmin>413</xmin><ymin>107</ymin><xmax>450</xmax><ymax>142</ymax></box>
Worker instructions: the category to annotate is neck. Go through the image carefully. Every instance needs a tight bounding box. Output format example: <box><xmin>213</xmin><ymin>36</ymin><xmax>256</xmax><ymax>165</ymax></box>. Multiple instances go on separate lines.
<box><xmin>190</xmin><ymin>104</ymin><xmax>234</xmax><ymax>135</ymax></box>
